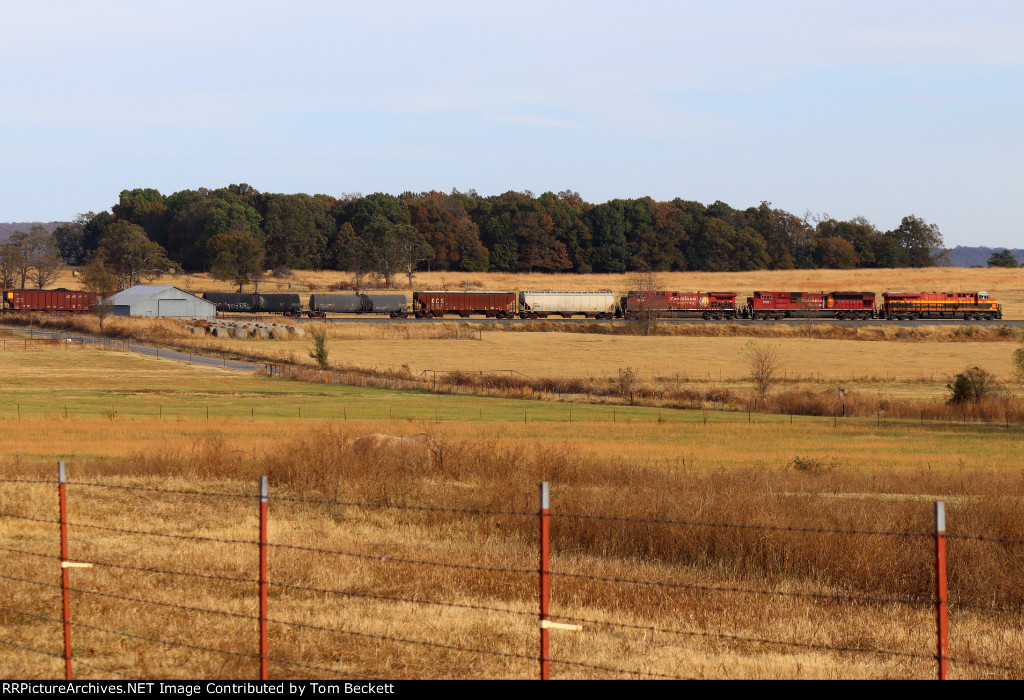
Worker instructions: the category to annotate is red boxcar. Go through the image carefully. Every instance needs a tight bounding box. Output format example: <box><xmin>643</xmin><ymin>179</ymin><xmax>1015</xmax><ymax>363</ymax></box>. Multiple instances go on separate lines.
<box><xmin>882</xmin><ymin>291</ymin><xmax>1002</xmax><ymax>320</ymax></box>
<box><xmin>412</xmin><ymin>291</ymin><xmax>517</xmax><ymax>318</ymax></box>
<box><xmin>746</xmin><ymin>291</ymin><xmax>875</xmax><ymax>320</ymax></box>
<box><xmin>4</xmin><ymin>289</ymin><xmax>99</xmax><ymax>313</ymax></box>
<box><xmin>623</xmin><ymin>291</ymin><xmax>738</xmax><ymax>319</ymax></box>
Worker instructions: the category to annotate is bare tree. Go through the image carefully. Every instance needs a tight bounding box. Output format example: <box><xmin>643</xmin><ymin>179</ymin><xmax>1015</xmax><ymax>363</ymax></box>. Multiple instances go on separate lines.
<box><xmin>627</xmin><ymin>269</ymin><xmax>659</xmax><ymax>336</ymax></box>
<box><xmin>745</xmin><ymin>340</ymin><xmax>781</xmax><ymax>405</ymax></box>
<box><xmin>81</xmin><ymin>255</ymin><xmax>118</xmax><ymax>334</ymax></box>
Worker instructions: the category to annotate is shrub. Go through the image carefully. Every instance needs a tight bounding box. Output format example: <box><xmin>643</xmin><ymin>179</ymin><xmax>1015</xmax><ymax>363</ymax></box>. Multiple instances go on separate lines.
<box><xmin>789</xmin><ymin>456</ymin><xmax>836</xmax><ymax>475</ymax></box>
<box><xmin>947</xmin><ymin>366</ymin><xmax>1001</xmax><ymax>404</ymax></box>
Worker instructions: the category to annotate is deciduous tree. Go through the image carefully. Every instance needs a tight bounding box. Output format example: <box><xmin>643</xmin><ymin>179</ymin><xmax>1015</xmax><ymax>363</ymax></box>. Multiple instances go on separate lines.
<box><xmin>208</xmin><ymin>227</ymin><xmax>265</xmax><ymax>292</ymax></box>
<box><xmin>987</xmin><ymin>249</ymin><xmax>1018</xmax><ymax>268</ymax></box>
<box><xmin>97</xmin><ymin>220</ymin><xmax>179</xmax><ymax>288</ymax></box>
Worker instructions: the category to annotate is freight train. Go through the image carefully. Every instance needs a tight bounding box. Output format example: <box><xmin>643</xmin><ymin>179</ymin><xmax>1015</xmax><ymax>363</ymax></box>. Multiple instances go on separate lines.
<box><xmin>1</xmin><ymin>287</ymin><xmax>1004</xmax><ymax>321</ymax></box>
<box><xmin>2</xmin><ymin>289</ymin><xmax>99</xmax><ymax>313</ymax></box>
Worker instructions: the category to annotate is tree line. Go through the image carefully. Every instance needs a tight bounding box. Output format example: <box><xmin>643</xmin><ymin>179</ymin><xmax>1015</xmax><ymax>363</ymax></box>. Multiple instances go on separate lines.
<box><xmin>3</xmin><ymin>185</ymin><xmax>954</xmax><ymax>292</ymax></box>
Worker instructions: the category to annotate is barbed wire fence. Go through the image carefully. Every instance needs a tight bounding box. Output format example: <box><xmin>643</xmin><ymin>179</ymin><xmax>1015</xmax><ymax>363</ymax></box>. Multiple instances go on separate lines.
<box><xmin>0</xmin><ymin>464</ymin><xmax>1021</xmax><ymax>680</ymax></box>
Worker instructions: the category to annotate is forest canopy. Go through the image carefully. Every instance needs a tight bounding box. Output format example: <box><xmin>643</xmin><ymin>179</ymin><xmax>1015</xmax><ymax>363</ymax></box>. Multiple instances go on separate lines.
<box><xmin>44</xmin><ymin>186</ymin><xmax>949</xmax><ymax>289</ymax></box>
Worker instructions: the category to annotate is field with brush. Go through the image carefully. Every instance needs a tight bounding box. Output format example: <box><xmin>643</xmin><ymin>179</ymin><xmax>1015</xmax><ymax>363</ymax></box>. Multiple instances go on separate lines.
<box><xmin>1</xmin><ymin>346</ymin><xmax>1023</xmax><ymax>679</ymax></box>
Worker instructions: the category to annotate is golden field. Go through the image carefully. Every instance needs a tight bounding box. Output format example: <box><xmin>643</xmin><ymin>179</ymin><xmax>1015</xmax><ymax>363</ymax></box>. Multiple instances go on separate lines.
<box><xmin>1</xmin><ymin>346</ymin><xmax>1023</xmax><ymax>679</ymax></box>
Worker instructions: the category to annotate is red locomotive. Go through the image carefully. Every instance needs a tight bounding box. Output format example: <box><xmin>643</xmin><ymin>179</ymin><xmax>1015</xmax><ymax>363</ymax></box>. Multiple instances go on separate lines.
<box><xmin>746</xmin><ymin>291</ymin><xmax>876</xmax><ymax>320</ymax></box>
<box><xmin>623</xmin><ymin>291</ymin><xmax>738</xmax><ymax>319</ymax></box>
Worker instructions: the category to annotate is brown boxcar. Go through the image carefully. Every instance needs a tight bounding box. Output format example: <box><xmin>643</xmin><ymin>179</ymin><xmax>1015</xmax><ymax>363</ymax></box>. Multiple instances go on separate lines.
<box><xmin>882</xmin><ymin>291</ymin><xmax>1002</xmax><ymax>320</ymax></box>
<box><xmin>746</xmin><ymin>291</ymin><xmax>875</xmax><ymax>320</ymax></box>
<box><xmin>623</xmin><ymin>291</ymin><xmax>738</xmax><ymax>319</ymax></box>
<box><xmin>412</xmin><ymin>291</ymin><xmax>516</xmax><ymax>318</ymax></box>
<box><xmin>5</xmin><ymin>289</ymin><xmax>99</xmax><ymax>313</ymax></box>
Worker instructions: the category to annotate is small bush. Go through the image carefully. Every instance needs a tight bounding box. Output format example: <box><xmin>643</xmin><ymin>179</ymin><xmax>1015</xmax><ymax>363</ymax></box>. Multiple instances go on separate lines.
<box><xmin>789</xmin><ymin>456</ymin><xmax>836</xmax><ymax>475</ymax></box>
<box><xmin>947</xmin><ymin>366</ymin><xmax>1001</xmax><ymax>404</ymax></box>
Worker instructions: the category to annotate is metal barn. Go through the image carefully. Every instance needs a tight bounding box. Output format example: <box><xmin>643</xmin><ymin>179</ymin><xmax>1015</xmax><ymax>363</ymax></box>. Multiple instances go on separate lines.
<box><xmin>105</xmin><ymin>286</ymin><xmax>216</xmax><ymax>319</ymax></box>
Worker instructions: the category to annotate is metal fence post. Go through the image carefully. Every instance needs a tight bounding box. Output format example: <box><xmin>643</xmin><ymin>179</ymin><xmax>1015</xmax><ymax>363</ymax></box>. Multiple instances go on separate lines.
<box><xmin>539</xmin><ymin>481</ymin><xmax>550</xmax><ymax>680</ymax></box>
<box><xmin>59</xmin><ymin>462</ymin><xmax>72</xmax><ymax>680</ymax></box>
<box><xmin>934</xmin><ymin>501</ymin><xmax>949</xmax><ymax>680</ymax></box>
<box><xmin>259</xmin><ymin>476</ymin><xmax>269</xmax><ymax>680</ymax></box>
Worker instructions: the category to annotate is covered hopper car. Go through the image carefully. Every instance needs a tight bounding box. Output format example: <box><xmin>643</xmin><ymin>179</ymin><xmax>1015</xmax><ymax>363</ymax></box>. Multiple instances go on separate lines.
<box><xmin>746</xmin><ymin>291</ymin><xmax>876</xmax><ymax>320</ymax></box>
<box><xmin>518</xmin><ymin>291</ymin><xmax>617</xmax><ymax>319</ymax></box>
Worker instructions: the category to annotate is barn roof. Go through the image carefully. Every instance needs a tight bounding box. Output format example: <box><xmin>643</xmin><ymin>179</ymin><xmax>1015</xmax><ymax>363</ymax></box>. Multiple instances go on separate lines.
<box><xmin>105</xmin><ymin>285</ymin><xmax>207</xmax><ymax>306</ymax></box>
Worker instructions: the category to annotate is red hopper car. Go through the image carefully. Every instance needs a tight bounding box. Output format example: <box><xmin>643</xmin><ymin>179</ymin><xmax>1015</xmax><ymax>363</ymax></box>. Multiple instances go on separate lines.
<box><xmin>412</xmin><ymin>291</ymin><xmax>517</xmax><ymax>318</ymax></box>
<box><xmin>4</xmin><ymin>289</ymin><xmax>99</xmax><ymax>313</ymax></box>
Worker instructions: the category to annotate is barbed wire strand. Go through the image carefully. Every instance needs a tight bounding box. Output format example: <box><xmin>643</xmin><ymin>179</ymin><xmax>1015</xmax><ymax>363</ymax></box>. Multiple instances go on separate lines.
<box><xmin>946</xmin><ymin>534</ymin><xmax>1024</xmax><ymax>546</ymax></box>
<box><xmin>0</xmin><ymin>637</ymin><xmax>63</xmax><ymax>661</ymax></box>
<box><xmin>72</xmin><ymin>658</ymin><xmax>142</xmax><ymax>681</ymax></box>
<box><xmin>946</xmin><ymin>656</ymin><xmax>1024</xmax><ymax>675</ymax></box>
<box><xmin>0</xmin><ymin>605</ymin><xmax>260</xmax><ymax>662</ymax></box>
<box><xmin>0</xmin><ymin>573</ymin><xmax>258</xmax><ymax>625</ymax></box>
<box><xmin>85</xmin><ymin>557</ymin><xmax>258</xmax><ymax>586</ymax></box>
<box><xmin>549</xmin><ymin>511</ymin><xmax>934</xmax><ymax>539</ymax></box>
<box><xmin>549</xmin><ymin>613</ymin><xmax>934</xmax><ymax>661</ymax></box>
<box><xmin>272</xmin><ymin>493</ymin><xmax>535</xmax><ymax>518</ymax></box>
<box><xmin>273</xmin><ymin>580</ymin><xmax>534</xmax><ymax>619</ymax></box>
<box><xmin>66</xmin><ymin>520</ymin><xmax>257</xmax><ymax>546</ymax></box>
<box><xmin>0</xmin><ymin>512</ymin><xmax>56</xmax><ymax>525</ymax></box>
<box><xmin>65</xmin><ymin>481</ymin><xmax>255</xmax><ymax>501</ymax></box>
<box><xmin>549</xmin><ymin>570</ymin><xmax>931</xmax><ymax>607</ymax></box>
<box><xmin>548</xmin><ymin>656</ymin><xmax>697</xmax><ymax>680</ymax></box>
<box><xmin>266</xmin><ymin>656</ymin><xmax>375</xmax><ymax>680</ymax></box>
<box><xmin>267</xmin><ymin>615</ymin><xmax>536</xmax><ymax>665</ymax></box>
<box><xmin>0</xmin><ymin>545</ymin><xmax>62</xmax><ymax>560</ymax></box>
<box><xmin>268</xmin><ymin>541</ymin><xmax>534</xmax><ymax>576</ymax></box>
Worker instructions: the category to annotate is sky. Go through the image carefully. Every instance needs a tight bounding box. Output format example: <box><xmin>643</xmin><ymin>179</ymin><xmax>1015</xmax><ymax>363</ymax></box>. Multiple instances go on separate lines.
<box><xmin>1</xmin><ymin>1</ymin><xmax>1022</xmax><ymax>248</ymax></box>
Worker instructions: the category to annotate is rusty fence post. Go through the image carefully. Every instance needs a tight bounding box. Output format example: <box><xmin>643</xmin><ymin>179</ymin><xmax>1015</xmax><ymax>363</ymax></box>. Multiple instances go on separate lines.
<box><xmin>259</xmin><ymin>476</ymin><xmax>269</xmax><ymax>680</ymax></box>
<box><xmin>59</xmin><ymin>462</ymin><xmax>72</xmax><ymax>680</ymax></box>
<box><xmin>934</xmin><ymin>501</ymin><xmax>949</xmax><ymax>680</ymax></box>
<box><xmin>539</xmin><ymin>481</ymin><xmax>550</xmax><ymax>680</ymax></box>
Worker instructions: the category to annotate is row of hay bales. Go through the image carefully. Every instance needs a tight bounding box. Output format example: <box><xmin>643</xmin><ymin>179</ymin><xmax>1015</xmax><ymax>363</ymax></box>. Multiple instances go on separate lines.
<box><xmin>186</xmin><ymin>320</ymin><xmax>306</xmax><ymax>340</ymax></box>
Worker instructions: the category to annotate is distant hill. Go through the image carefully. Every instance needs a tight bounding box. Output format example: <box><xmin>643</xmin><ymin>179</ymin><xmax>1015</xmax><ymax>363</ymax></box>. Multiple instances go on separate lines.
<box><xmin>0</xmin><ymin>222</ymin><xmax>66</xmax><ymax>244</ymax></box>
<box><xmin>946</xmin><ymin>246</ymin><xmax>1024</xmax><ymax>267</ymax></box>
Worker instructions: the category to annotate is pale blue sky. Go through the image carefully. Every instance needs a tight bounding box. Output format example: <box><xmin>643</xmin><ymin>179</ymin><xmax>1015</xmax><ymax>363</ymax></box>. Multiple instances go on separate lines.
<box><xmin>2</xmin><ymin>1</ymin><xmax>1022</xmax><ymax>247</ymax></box>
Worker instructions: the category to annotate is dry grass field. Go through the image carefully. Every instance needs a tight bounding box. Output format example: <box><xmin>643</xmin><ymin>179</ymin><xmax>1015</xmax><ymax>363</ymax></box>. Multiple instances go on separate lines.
<box><xmin>1</xmin><ymin>346</ymin><xmax>1023</xmax><ymax>679</ymax></box>
<box><xmin>50</xmin><ymin>266</ymin><xmax>1024</xmax><ymax>318</ymax></box>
